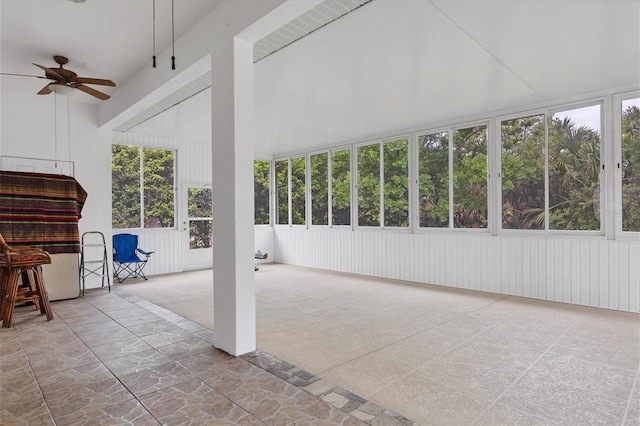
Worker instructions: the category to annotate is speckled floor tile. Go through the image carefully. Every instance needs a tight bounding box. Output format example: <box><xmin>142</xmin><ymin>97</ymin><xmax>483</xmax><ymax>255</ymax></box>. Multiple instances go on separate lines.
<box><xmin>140</xmin><ymin>328</ymin><xmax>196</xmax><ymax>348</ymax></box>
<box><xmin>528</xmin><ymin>350</ymin><xmax>637</xmax><ymax>400</ymax></box>
<box><xmin>472</xmin><ymin>402</ymin><xmax>555</xmax><ymax>425</ymax></box>
<box><xmin>498</xmin><ymin>372</ymin><xmax>628</xmax><ymax>425</ymax></box>
<box><xmin>126</xmin><ymin>318</ymin><xmax>183</xmax><ymax>336</ymax></box>
<box><xmin>368</xmin><ymin>375</ymin><xmax>487</xmax><ymax>425</ymax></box>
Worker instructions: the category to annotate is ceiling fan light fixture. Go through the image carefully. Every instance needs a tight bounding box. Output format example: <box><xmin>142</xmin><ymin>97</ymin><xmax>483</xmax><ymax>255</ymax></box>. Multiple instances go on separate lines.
<box><xmin>68</xmin><ymin>0</ymin><xmax>86</xmax><ymax>3</ymax></box>
<box><xmin>50</xmin><ymin>84</ymin><xmax>75</xmax><ymax>96</ymax></box>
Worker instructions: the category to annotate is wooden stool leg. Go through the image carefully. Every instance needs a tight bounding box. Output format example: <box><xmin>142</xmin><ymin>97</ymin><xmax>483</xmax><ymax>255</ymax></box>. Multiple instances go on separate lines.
<box><xmin>1</xmin><ymin>269</ymin><xmax>21</xmax><ymax>328</ymax></box>
<box><xmin>32</xmin><ymin>267</ymin><xmax>53</xmax><ymax>321</ymax></box>
<box><xmin>0</xmin><ymin>267</ymin><xmax>7</xmax><ymax>320</ymax></box>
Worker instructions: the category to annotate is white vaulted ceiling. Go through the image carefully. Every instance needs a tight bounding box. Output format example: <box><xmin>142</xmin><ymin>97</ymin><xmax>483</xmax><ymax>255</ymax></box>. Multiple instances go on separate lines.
<box><xmin>2</xmin><ymin>0</ymin><xmax>639</xmax><ymax>156</ymax></box>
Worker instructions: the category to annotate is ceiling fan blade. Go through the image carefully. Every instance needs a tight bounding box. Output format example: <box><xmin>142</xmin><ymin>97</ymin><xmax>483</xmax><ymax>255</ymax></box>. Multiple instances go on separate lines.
<box><xmin>76</xmin><ymin>84</ymin><xmax>110</xmax><ymax>100</ymax></box>
<box><xmin>0</xmin><ymin>72</ymin><xmax>49</xmax><ymax>79</ymax></box>
<box><xmin>76</xmin><ymin>77</ymin><xmax>116</xmax><ymax>87</ymax></box>
<box><xmin>37</xmin><ymin>84</ymin><xmax>52</xmax><ymax>95</ymax></box>
<box><xmin>33</xmin><ymin>63</ymin><xmax>63</xmax><ymax>80</ymax></box>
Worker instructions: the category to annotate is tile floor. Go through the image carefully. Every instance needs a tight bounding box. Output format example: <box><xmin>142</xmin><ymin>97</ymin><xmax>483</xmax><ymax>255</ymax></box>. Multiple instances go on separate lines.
<box><xmin>2</xmin><ymin>264</ymin><xmax>639</xmax><ymax>425</ymax></box>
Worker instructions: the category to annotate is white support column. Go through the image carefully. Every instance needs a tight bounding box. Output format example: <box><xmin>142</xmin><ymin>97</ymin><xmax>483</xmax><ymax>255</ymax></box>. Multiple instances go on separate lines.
<box><xmin>211</xmin><ymin>36</ymin><xmax>256</xmax><ymax>356</ymax></box>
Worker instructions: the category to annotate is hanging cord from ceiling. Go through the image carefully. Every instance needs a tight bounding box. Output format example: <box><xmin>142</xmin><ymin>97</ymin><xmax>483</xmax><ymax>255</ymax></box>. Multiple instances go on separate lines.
<box><xmin>67</xmin><ymin>94</ymin><xmax>71</xmax><ymax>162</ymax></box>
<box><xmin>152</xmin><ymin>0</ymin><xmax>156</xmax><ymax>68</ymax></box>
<box><xmin>171</xmin><ymin>0</ymin><xmax>176</xmax><ymax>70</ymax></box>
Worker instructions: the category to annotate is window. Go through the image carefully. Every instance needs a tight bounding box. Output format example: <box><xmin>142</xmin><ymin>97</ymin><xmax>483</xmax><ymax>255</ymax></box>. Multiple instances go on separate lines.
<box><xmin>254</xmin><ymin>160</ymin><xmax>270</xmax><ymax>225</ymax></box>
<box><xmin>357</xmin><ymin>138</ymin><xmax>409</xmax><ymax>227</ymax></box>
<box><xmin>291</xmin><ymin>157</ymin><xmax>306</xmax><ymax>225</ymax></box>
<box><xmin>383</xmin><ymin>138</ymin><xmax>409</xmax><ymax>227</ymax></box>
<box><xmin>310</xmin><ymin>153</ymin><xmax>329</xmax><ymax>225</ymax></box>
<box><xmin>621</xmin><ymin>97</ymin><xmax>640</xmax><ymax>232</ymax></box>
<box><xmin>548</xmin><ymin>104</ymin><xmax>601</xmax><ymax>231</ymax></box>
<box><xmin>331</xmin><ymin>149</ymin><xmax>351</xmax><ymax>226</ymax></box>
<box><xmin>418</xmin><ymin>132</ymin><xmax>449</xmax><ymax>228</ymax></box>
<box><xmin>188</xmin><ymin>188</ymin><xmax>212</xmax><ymax>249</ymax></box>
<box><xmin>275</xmin><ymin>157</ymin><xmax>306</xmax><ymax>226</ymax></box>
<box><xmin>275</xmin><ymin>159</ymin><xmax>288</xmax><ymax>225</ymax></box>
<box><xmin>501</xmin><ymin>115</ymin><xmax>545</xmax><ymax>229</ymax></box>
<box><xmin>357</xmin><ymin>144</ymin><xmax>380</xmax><ymax>226</ymax></box>
<box><xmin>112</xmin><ymin>145</ymin><xmax>175</xmax><ymax>229</ymax></box>
<box><xmin>500</xmin><ymin>103</ymin><xmax>602</xmax><ymax>232</ymax></box>
<box><xmin>453</xmin><ymin>125</ymin><xmax>488</xmax><ymax>228</ymax></box>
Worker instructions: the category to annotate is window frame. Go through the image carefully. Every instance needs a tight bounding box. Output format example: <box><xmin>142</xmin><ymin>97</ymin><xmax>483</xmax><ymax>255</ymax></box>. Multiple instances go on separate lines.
<box><xmin>309</xmin><ymin>149</ymin><xmax>330</xmax><ymax>228</ymax></box>
<box><xmin>614</xmin><ymin>91</ymin><xmax>640</xmax><ymax>239</ymax></box>
<box><xmin>273</xmin><ymin>155</ymin><xmax>307</xmax><ymax>228</ymax></box>
<box><xmin>111</xmin><ymin>144</ymin><xmax>177</xmax><ymax>231</ymax></box>
<box><xmin>497</xmin><ymin>100</ymin><xmax>605</xmax><ymax>236</ymax></box>
<box><xmin>354</xmin><ymin>135</ymin><xmax>411</xmax><ymax>230</ymax></box>
<box><xmin>254</xmin><ymin>159</ymin><xmax>272</xmax><ymax>226</ymax></box>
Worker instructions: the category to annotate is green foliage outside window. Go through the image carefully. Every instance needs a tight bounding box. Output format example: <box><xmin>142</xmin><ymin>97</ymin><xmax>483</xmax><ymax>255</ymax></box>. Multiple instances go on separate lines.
<box><xmin>275</xmin><ymin>160</ymin><xmax>288</xmax><ymax>225</ymax></box>
<box><xmin>418</xmin><ymin>132</ymin><xmax>449</xmax><ymax>227</ymax></box>
<box><xmin>311</xmin><ymin>153</ymin><xmax>329</xmax><ymax>225</ymax></box>
<box><xmin>453</xmin><ymin>126</ymin><xmax>488</xmax><ymax>228</ymax></box>
<box><xmin>501</xmin><ymin>115</ymin><xmax>546</xmax><ymax>229</ymax></box>
<box><xmin>331</xmin><ymin>149</ymin><xmax>351</xmax><ymax>225</ymax></box>
<box><xmin>622</xmin><ymin>100</ymin><xmax>640</xmax><ymax>232</ymax></box>
<box><xmin>112</xmin><ymin>145</ymin><xmax>175</xmax><ymax>229</ymax></box>
<box><xmin>383</xmin><ymin>139</ymin><xmax>409</xmax><ymax>227</ymax></box>
<box><xmin>188</xmin><ymin>188</ymin><xmax>212</xmax><ymax>249</ymax></box>
<box><xmin>291</xmin><ymin>157</ymin><xmax>306</xmax><ymax>225</ymax></box>
<box><xmin>112</xmin><ymin>145</ymin><xmax>141</xmax><ymax>228</ymax></box>
<box><xmin>358</xmin><ymin>144</ymin><xmax>380</xmax><ymax>226</ymax></box>
<box><xmin>254</xmin><ymin>160</ymin><xmax>270</xmax><ymax>225</ymax></box>
<box><xmin>143</xmin><ymin>148</ymin><xmax>175</xmax><ymax>228</ymax></box>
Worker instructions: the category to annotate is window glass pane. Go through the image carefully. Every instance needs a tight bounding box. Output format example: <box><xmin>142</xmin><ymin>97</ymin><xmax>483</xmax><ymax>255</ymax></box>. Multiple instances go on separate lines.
<box><xmin>383</xmin><ymin>138</ymin><xmax>409</xmax><ymax>227</ymax></box>
<box><xmin>453</xmin><ymin>125</ymin><xmax>488</xmax><ymax>228</ymax></box>
<box><xmin>358</xmin><ymin>144</ymin><xmax>380</xmax><ymax>226</ymax></box>
<box><xmin>112</xmin><ymin>144</ymin><xmax>141</xmax><ymax>228</ymax></box>
<box><xmin>291</xmin><ymin>157</ymin><xmax>306</xmax><ymax>225</ymax></box>
<box><xmin>311</xmin><ymin>153</ymin><xmax>329</xmax><ymax>225</ymax></box>
<box><xmin>501</xmin><ymin>115</ymin><xmax>545</xmax><ymax>229</ymax></box>
<box><xmin>188</xmin><ymin>187</ymin><xmax>213</xmax><ymax>249</ymax></box>
<box><xmin>548</xmin><ymin>105</ymin><xmax>601</xmax><ymax>231</ymax></box>
<box><xmin>275</xmin><ymin>160</ymin><xmax>288</xmax><ymax>225</ymax></box>
<box><xmin>188</xmin><ymin>188</ymin><xmax>212</xmax><ymax>218</ymax></box>
<box><xmin>143</xmin><ymin>148</ymin><xmax>175</xmax><ymax>228</ymax></box>
<box><xmin>622</xmin><ymin>98</ymin><xmax>640</xmax><ymax>232</ymax></box>
<box><xmin>331</xmin><ymin>149</ymin><xmax>351</xmax><ymax>226</ymax></box>
<box><xmin>254</xmin><ymin>160</ymin><xmax>270</xmax><ymax>225</ymax></box>
<box><xmin>189</xmin><ymin>221</ymin><xmax>212</xmax><ymax>249</ymax></box>
<box><xmin>418</xmin><ymin>132</ymin><xmax>449</xmax><ymax>228</ymax></box>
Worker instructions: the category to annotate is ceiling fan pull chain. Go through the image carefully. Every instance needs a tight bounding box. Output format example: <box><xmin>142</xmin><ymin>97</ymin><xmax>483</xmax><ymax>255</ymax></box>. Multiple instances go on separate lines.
<box><xmin>152</xmin><ymin>0</ymin><xmax>157</xmax><ymax>68</ymax></box>
<box><xmin>171</xmin><ymin>0</ymin><xmax>176</xmax><ymax>70</ymax></box>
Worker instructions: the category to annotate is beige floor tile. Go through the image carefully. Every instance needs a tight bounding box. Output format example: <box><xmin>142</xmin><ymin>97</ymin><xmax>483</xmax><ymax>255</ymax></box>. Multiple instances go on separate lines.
<box><xmin>414</xmin><ymin>352</ymin><xmax>522</xmax><ymax>401</ymax></box>
<box><xmin>101</xmin><ymin>348</ymin><xmax>172</xmax><ymax>377</ymax></box>
<box><xmin>369</xmin><ymin>375</ymin><xmax>488</xmax><ymax>426</ymax></box>
<box><xmin>0</xmin><ymin>397</ymin><xmax>54</xmax><ymax>426</ymax></box>
<box><xmin>528</xmin><ymin>351</ymin><xmax>637</xmax><ymax>400</ymax></box>
<box><xmin>472</xmin><ymin>402</ymin><xmax>556</xmax><ymax>425</ymax></box>
<box><xmin>498</xmin><ymin>372</ymin><xmax>628</xmax><ymax>425</ymax></box>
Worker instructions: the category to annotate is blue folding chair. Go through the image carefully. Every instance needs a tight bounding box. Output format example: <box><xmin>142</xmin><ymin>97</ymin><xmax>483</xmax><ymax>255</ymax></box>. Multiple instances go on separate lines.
<box><xmin>112</xmin><ymin>234</ymin><xmax>154</xmax><ymax>283</ymax></box>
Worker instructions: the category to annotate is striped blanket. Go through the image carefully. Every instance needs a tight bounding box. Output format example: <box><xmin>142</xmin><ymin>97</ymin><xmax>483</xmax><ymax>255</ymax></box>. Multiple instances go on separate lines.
<box><xmin>0</xmin><ymin>171</ymin><xmax>87</xmax><ymax>254</ymax></box>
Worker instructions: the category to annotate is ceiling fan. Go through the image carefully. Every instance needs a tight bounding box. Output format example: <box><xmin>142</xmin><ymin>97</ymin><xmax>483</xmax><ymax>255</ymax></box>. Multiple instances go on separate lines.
<box><xmin>0</xmin><ymin>55</ymin><xmax>116</xmax><ymax>100</ymax></box>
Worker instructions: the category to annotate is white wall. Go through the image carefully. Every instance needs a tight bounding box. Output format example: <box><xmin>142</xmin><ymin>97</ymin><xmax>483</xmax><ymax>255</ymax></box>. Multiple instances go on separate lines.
<box><xmin>1</xmin><ymin>79</ymin><xmax>112</xmax><ymax>292</ymax></box>
<box><xmin>273</xmin><ymin>229</ymin><xmax>640</xmax><ymax>313</ymax></box>
<box><xmin>111</xmin><ymin>131</ymin><xmax>274</xmax><ymax>276</ymax></box>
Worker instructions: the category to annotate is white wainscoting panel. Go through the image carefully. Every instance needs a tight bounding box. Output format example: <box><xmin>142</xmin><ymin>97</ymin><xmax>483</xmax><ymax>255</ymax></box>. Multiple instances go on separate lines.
<box><xmin>273</xmin><ymin>229</ymin><xmax>640</xmax><ymax>313</ymax></box>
